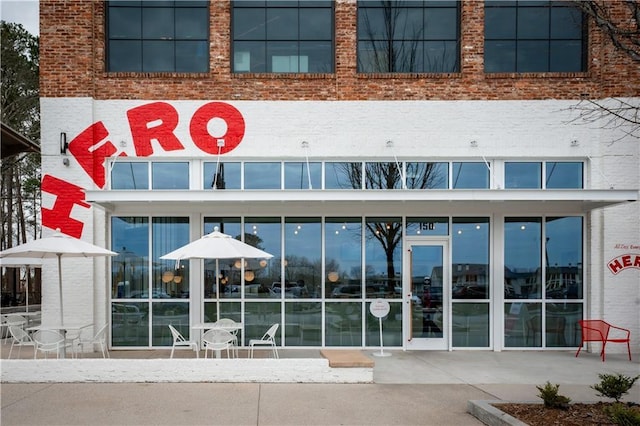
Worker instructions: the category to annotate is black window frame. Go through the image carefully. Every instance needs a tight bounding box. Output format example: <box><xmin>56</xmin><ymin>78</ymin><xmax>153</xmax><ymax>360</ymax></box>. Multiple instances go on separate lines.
<box><xmin>484</xmin><ymin>0</ymin><xmax>587</xmax><ymax>73</ymax></box>
<box><xmin>106</xmin><ymin>0</ymin><xmax>210</xmax><ymax>73</ymax></box>
<box><xmin>231</xmin><ymin>0</ymin><xmax>335</xmax><ymax>74</ymax></box>
<box><xmin>357</xmin><ymin>0</ymin><xmax>461</xmax><ymax>73</ymax></box>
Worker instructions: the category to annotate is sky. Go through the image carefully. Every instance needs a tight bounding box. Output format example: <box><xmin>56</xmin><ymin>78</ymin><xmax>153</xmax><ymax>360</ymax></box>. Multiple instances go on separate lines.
<box><xmin>0</xmin><ymin>0</ymin><xmax>39</xmax><ymax>36</ymax></box>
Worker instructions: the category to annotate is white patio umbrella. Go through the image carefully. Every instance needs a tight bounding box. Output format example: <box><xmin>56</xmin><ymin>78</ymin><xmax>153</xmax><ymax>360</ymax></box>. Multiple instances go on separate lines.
<box><xmin>160</xmin><ymin>227</ymin><xmax>273</xmax><ymax>293</ymax></box>
<box><xmin>160</xmin><ymin>227</ymin><xmax>273</xmax><ymax>261</ymax></box>
<box><xmin>0</xmin><ymin>229</ymin><xmax>117</xmax><ymax>324</ymax></box>
<box><xmin>0</xmin><ymin>257</ymin><xmax>42</xmax><ymax>312</ymax></box>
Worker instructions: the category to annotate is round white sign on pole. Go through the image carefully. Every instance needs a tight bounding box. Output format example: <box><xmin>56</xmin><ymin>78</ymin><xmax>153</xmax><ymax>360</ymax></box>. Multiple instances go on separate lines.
<box><xmin>370</xmin><ymin>298</ymin><xmax>392</xmax><ymax>357</ymax></box>
<box><xmin>369</xmin><ymin>298</ymin><xmax>390</xmax><ymax>318</ymax></box>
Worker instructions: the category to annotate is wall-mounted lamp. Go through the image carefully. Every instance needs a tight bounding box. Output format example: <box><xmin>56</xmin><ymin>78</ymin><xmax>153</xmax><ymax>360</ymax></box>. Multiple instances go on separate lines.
<box><xmin>60</xmin><ymin>132</ymin><xmax>68</xmax><ymax>154</ymax></box>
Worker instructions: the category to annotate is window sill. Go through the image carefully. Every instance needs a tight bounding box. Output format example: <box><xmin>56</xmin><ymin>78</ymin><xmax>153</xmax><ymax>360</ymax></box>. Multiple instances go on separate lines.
<box><xmin>231</xmin><ymin>73</ymin><xmax>334</xmax><ymax>79</ymax></box>
<box><xmin>484</xmin><ymin>72</ymin><xmax>590</xmax><ymax>79</ymax></box>
<box><xmin>102</xmin><ymin>72</ymin><xmax>211</xmax><ymax>79</ymax></box>
<box><xmin>357</xmin><ymin>73</ymin><xmax>461</xmax><ymax>79</ymax></box>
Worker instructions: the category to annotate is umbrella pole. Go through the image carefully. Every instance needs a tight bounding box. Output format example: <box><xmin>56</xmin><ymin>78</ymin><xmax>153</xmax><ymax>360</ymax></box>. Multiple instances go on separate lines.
<box><xmin>58</xmin><ymin>253</ymin><xmax>64</xmax><ymax>325</ymax></box>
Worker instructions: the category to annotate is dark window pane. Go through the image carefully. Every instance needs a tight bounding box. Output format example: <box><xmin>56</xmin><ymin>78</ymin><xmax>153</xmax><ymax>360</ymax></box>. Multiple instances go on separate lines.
<box><xmin>485</xmin><ymin>8</ymin><xmax>515</xmax><ymax>39</ymax></box>
<box><xmin>176</xmin><ymin>41</ymin><xmax>209</xmax><ymax>72</ymax></box>
<box><xmin>424</xmin><ymin>8</ymin><xmax>457</xmax><ymax>40</ymax></box>
<box><xmin>267</xmin><ymin>8</ymin><xmax>298</xmax><ymax>40</ymax></box>
<box><xmin>299</xmin><ymin>8</ymin><xmax>332</xmax><ymax>40</ymax></box>
<box><xmin>550</xmin><ymin>40</ymin><xmax>583</xmax><ymax>72</ymax></box>
<box><xmin>393</xmin><ymin>40</ymin><xmax>423</xmax><ymax>72</ymax></box>
<box><xmin>358</xmin><ymin>40</ymin><xmax>390</xmax><ymax>72</ymax></box>
<box><xmin>484</xmin><ymin>40</ymin><xmax>515</xmax><ymax>72</ymax></box>
<box><xmin>358</xmin><ymin>7</ymin><xmax>386</xmax><ymax>40</ymax></box>
<box><xmin>234</xmin><ymin>8</ymin><xmax>266</xmax><ymax>40</ymax></box>
<box><xmin>109</xmin><ymin>7</ymin><xmax>142</xmax><ymax>39</ymax></box>
<box><xmin>452</xmin><ymin>218</ymin><xmax>490</xmax><ymax>300</ymax></box>
<box><xmin>551</xmin><ymin>6</ymin><xmax>583</xmax><ymax>38</ymax></box>
<box><xmin>517</xmin><ymin>40</ymin><xmax>548</xmax><ymax>72</ymax></box>
<box><xmin>176</xmin><ymin>8</ymin><xmax>209</xmax><ymax>39</ymax></box>
<box><xmin>300</xmin><ymin>41</ymin><xmax>333</xmax><ymax>72</ymax></box>
<box><xmin>517</xmin><ymin>6</ymin><xmax>549</xmax><ymax>39</ymax></box>
<box><xmin>109</xmin><ymin>40</ymin><xmax>142</xmax><ymax>72</ymax></box>
<box><xmin>143</xmin><ymin>41</ymin><xmax>175</xmax><ymax>72</ymax></box>
<box><xmin>284</xmin><ymin>162</ymin><xmax>322</xmax><ymax>189</ymax></box>
<box><xmin>325</xmin><ymin>162</ymin><xmax>361</xmax><ymax>189</ymax></box>
<box><xmin>142</xmin><ymin>7</ymin><xmax>174</xmax><ymax>39</ymax></box>
<box><xmin>425</xmin><ymin>40</ymin><xmax>458</xmax><ymax>72</ymax></box>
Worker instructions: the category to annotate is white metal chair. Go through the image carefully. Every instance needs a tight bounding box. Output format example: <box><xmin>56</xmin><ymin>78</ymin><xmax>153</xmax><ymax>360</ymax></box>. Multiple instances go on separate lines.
<box><xmin>75</xmin><ymin>324</ymin><xmax>110</xmax><ymax>358</ymax></box>
<box><xmin>216</xmin><ymin>318</ymin><xmax>240</xmax><ymax>357</ymax></box>
<box><xmin>168</xmin><ymin>324</ymin><xmax>198</xmax><ymax>358</ymax></box>
<box><xmin>33</xmin><ymin>329</ymin><xmax>70</xmax><ymax>359</ymax></box>
<box><xmin>202</xmin><ymin>328</ymin><xmax>235</xmax><ymax>358</ymax></box>
<box><xmin>8</xmin><ymin>326</ymin><xmax>35</xmax><ymax>358</ymax></box>
<box><xmin>249</xmin><ymin>323</ymin><xmax>279</xmax><ymax>359</ymax></box>
<box><xmin>0</xmin><ymin>314</ymin><xmax>9</xmax><ymax>343</ymax></box>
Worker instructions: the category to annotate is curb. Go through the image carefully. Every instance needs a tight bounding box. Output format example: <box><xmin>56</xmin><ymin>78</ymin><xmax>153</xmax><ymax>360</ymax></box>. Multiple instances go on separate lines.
<box><xmin>467</xmin><ymin>400</ymin><xmax>530</xmax><ymax>426</ymax></box>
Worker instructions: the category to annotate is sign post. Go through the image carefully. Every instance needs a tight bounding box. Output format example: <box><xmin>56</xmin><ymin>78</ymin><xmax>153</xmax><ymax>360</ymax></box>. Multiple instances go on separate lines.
<box><xmin>369</xmin><ymin>298</ymin><xmax>392</xmax><ymax>357</ymax></box>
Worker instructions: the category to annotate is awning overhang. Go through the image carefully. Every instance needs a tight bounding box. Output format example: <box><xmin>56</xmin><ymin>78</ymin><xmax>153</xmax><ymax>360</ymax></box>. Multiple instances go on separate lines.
<box><xmin>1</xmin><ymin>122</ymin><xmax>39</xmax><ymax>159</ymax></box>
<box><xmin>85</xmin><ymin>189</ymin><xmax>638</xmax><ymax>215</ymax></box>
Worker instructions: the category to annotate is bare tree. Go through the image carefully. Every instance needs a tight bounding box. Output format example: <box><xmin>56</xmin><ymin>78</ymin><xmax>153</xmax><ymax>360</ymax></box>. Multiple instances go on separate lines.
<box><xmin>570</xmin><ymin>1</ymin><xmax>640</xmax><ymax>139</ymax></box>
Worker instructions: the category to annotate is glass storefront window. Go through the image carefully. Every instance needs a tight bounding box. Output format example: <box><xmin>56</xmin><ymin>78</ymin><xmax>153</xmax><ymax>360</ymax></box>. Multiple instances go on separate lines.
<box><xmin>545</xmin><ymin>217</ymin><xmax>583</xmax><ymax>299</ymax></box>
<box><xmin>284</xmin><ymin>162</ymin><xmax>322</xmax><ymax>189</ymax></box>
<box><xmin>203</xmin><ymin>162</ymin><xmax>241</xmax><ymax>189</ymax></box>
<box><xmin>244</xmin><ymin>302</ymin><xmax>281</xmax><ymax>346</ymax></box>
<box><xmin>203</xmin><ymin>218</ymin><xmax>241</xmax><ymax>299</ymax></box>
<box><xmin>545</xmin><ymin>162</ymin><xmax>583</xmax><ymax>188</ymax></box>
<box><xmin>112</xmin><ymin>217</ymin><xmax>149</xmax><ymax>299</ymax></box>
<box><xmin>325</xmin><ymin>218</ymin><xmax>362</xmax><ymax>298</ymax></box>
<box><xmin>245</xmin><ymin>162</ymin><xmax>281</xmax><ymax>189</ymax></box>
<box><xmin>112</xmin><ymin>302</ymin><xmax>149</xmax><ymax>347</ymax></box>
<box><xmin>504</xmin><ymin>302</ymin><xmax>540</xmax><ymax>347</ymax></box>
<box><xmin>245</xmin><ymin>217</ymin><xmax>282</xmax><ymax>298</ymax></box>
<box><xmin>285</xmin><ymin>217</ymin><xmax>321</xmax><ymax>298</ymax></box>
<box><xmin>152</xmin><ymin>217</ymin><xmax>190</xmax><ymax>299</ymax></box>
<box><xmin>504</xmin><ymin>217</ymin><xmax>541</xmax><ymax>299</ymax></box>
<box><xmin>365</xmin><ymin>162</ymin><xmax>402</xmax><ymax>189</ymax></box>
<box><xmin>151</xmin><ymin>162</ymin><xmax>189</xmax><ymax>189</ymax></box>
<box><xmin>325</xmin><ymin>302</ymin><xmax>362</xmax><ymax>346</ymax></box>
<box><xmin>452</xmin><ymin>218</ymin><xmax>489</xmax><ymax>299</ymax></box>
<box><xmin>111</xmin><ymin>162</ymin><xmax>149</xmax><ymax>190</ymax></box>
<box><xmin>365</xmin><ymin>301</ymin><xmax>402</xmax><ymax>347</ymax></box>
<box><xmin>452</xmin><ymin>302</ymin><xmax>489</xmax><ymax>347</ymax></box>
<box><xmin>365</xmin><ymin>217</ymin><xmax>402</xmax><ymax>298</ymax></box>
<box><xmin>406</xmin><ymin>162</ymin><xmax>448</xmax><ymax>189</ymax></box>
<box><xmin>152</xmin><ymin>302</ymin><xmax>190</xmax><ymax>346</ymax></box>
<box><xmin>452</xmin><ymin>162</ymin><xmax>489</xmax><ymax>189</ymax></box>
<box><xmin>325</xmin><ymin>162</ymin><xmax>362</xmax><ymax>189</ymax></box>
<box><xmin>546</xmin><ymin>303</ymin><xmax>582</xmax><ymax>347</ymax></box>
<box><xmin>285</xmin><ymin>302</ymin><xmax>322</xmax><ymax>346</ymax></box>
<box><xmin>406</xmin><ymin>217</ymin><xmax>449</xmax><ymax>236</ymax></box>
<box><xmin>505</xmin><ymin>162</ymin><xmax>541</xmax><ymax>189</ymax></box>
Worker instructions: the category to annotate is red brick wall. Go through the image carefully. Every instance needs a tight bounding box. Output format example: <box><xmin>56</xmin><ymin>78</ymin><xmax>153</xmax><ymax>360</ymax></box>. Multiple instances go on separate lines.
<box><xmin>39</xmin><ymin>0</ymin><xmax>640</xmax><ymax>100</ymax></box>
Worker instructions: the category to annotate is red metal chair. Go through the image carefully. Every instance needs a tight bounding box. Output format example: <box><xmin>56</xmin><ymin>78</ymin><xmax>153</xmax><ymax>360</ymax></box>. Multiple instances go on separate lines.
<box><xmin>575</xmin><ymin>319</ymin><xmax>631</xmax><ymax>362</ymax></box>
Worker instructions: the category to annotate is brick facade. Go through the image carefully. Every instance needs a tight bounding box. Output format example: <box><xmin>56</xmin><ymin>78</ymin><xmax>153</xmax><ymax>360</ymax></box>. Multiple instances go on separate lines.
<box><xmin>40</xmin><ymin>0</ymin><xmax>640</xmax><ymax>101</ymax></box>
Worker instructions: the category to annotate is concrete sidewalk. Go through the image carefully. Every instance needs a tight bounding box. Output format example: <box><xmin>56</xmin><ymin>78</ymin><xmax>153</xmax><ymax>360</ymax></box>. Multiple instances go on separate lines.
<box><xmin>2</xmin><ymin>349</ymin><xmax>638</xmax><ymax>425</ymax></box>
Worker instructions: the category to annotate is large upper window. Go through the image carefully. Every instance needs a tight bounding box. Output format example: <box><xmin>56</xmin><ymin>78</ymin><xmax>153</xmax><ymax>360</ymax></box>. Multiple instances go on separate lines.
<box><xmin>357</xmin><ymin>0</ymin><xmax>460</xmax><ymax>73</ymax></box>
<box><xmin>484</xmin><ymin>1</ymin><xmax>586</xmax><ymax>73</ymax></box>
<box><xmin>107</xmin><ymin>1</ymin><xmax>209</xmax><ymax>73</ymax></box>
<box><xmin>232</xmin><ymin>1</ymin><xmax>334</xmax><ymax>73</ymax></box>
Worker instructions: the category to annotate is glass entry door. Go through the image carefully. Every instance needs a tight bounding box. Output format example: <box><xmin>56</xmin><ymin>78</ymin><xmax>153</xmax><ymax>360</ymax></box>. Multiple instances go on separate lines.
<box><xmin>405</xmin><ymin>241</ymin><xmax>448</xmax><ymax>350</ymax></box>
